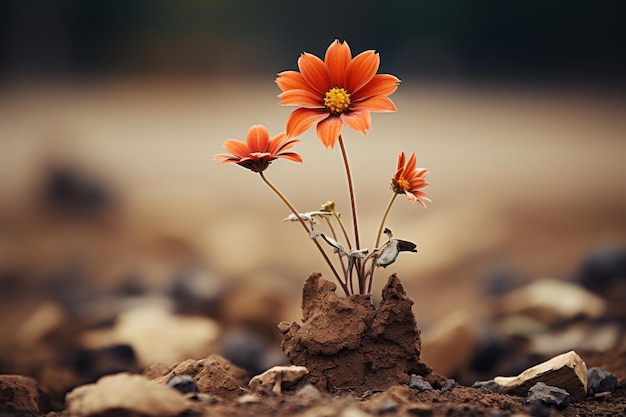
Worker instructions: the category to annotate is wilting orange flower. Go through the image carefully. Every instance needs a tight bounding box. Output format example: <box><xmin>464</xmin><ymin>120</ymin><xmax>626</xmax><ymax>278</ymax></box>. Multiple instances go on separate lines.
<box><xmin>276</xmin><ymin>39</ymin><xmax>400</xmax><ymax>148</ymax></box>
<box><xmin>391</xmin><ymin>152</ymin><xmax>430</xmax><ymax>208</ymax></box>
<box><xmin>213</xmin><ymin>124</ymin><xmax>302</xmax><ymax>173</ymax></box>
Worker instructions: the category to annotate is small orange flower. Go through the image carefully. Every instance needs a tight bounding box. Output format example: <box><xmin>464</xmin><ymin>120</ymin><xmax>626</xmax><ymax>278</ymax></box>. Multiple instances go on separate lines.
<box><xmin>391</xmin><ymin>152</ymin><xmax>431</xmax><ymax>208</ymax></box>
<box><xmin>213</xmin><ymin>124</ymin><xmax>302</xmax><ymax>173</ymax></box>
<box><xmin>276</xmin><ymin>39</ymin><xmax>400</xmax><ymax>148</ymax></box>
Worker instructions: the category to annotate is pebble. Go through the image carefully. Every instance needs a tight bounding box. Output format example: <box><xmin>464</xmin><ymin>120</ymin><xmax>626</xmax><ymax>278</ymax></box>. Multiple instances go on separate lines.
<box><xmin>65</xmin><ymin>373</ymin><xmax>189</xmax><ymax>417</ymax></box>
<box><xmin>408</xmin><ymin>374</ymin><xmax>433</xmax><ymax>391</ymax></box>
<box><xmin>498</xmin><ymin>278</ymin><xmax>607</xmax><ymax>326</ymax></box>
<box><xmin>472</xmin><ymin>380</ymin><xmax>500</xmax><ymax>393</ymax></box>
<box><xmin>249</xmin><ymin>365</ymin><xmax>309</xmax><ymax>394</ymax></box>
<box><xmin>526</xmin><ymin>382</ymin><xmax>570</xmax><ymax>410</ymax></box>
<box><xmin>586</xmin><ymin>367</ymin><xmax>617</xmax><ymax>395</ymax></box>
<box><xmin>166</xmin><ymin>375</ymin><xmax>198</xmax><ymax>394</ymax></box>
<box><xmin>440</xmin><ymin>379</ymin><xmax>458</xmax><ymax>392</ymax></box>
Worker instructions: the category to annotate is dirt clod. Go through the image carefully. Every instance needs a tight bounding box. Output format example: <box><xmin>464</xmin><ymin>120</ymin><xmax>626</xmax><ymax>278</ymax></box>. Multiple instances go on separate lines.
<box><xmin>279</xmin><ymin>273</ymin><xmax>432</xmax><ymax>393</ymax></box>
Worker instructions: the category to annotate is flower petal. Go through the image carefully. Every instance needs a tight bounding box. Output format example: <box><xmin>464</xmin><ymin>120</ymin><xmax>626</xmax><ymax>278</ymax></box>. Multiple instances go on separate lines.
<box><xmin>246</xmin><ymin>125</ymin><xmax>270</xmax><ymax>153</ymax></box>
<box><xmin>405</xmin><ymin>152</ymin><xmax>417</xmax><ymax>174</ymax></box>
<box><xmin>278</xmin><ymin>89</ymin><xmax>324</xmax><ymax>108</ymax></box>
<box><xmin>345</xmin><ymin>50</ymin><xmax>380</xmax><ymax>94</ymax></box>
<box><xmin>285</xmin><ymin>108</ymin><xmax>329</xmax><ymax>138</ymax></box>
<box><xmin>352</xmin><ymin>74</ymin><xmax>400</xmax><ymax>101</ymax></box>
<box><xmin>268</xmin><ymin>133</ymin><xmax>297</xmax><ymax>155</ymax></box>
<box><xmin>352</xmin><ymin>95</ymin><xmax>397</xmax><ymax>113</ymax></box>
<box><xmin>298</xmin><ymin>52</ymin><xmax>331</xmax><ymax>95</ymax></box>
<box><xmin>325</xmin><ymin>39</ymin><xmax>352</xmax><ymax>87</ymax></box>
<box><xmin>316</xmin><ymin>115</ymin><xmax>344</xmax><ymax>148</ymax></box>
<box><xmin>276</xmin><ymin>70</ymin><xmax>310</xmax><ymax>92</ymax></box>
<box><xmin>212</xmin><ymin>153</ymin><xmax>240</xmax><ymax>164</ymax></box>
<box><xmin>340</xmin><ymin>110</ymin><xmax>371</xmax><ymax>135</ymax></box>
<box><xmin>222</xmin><ymin>139</ymin><xmax>249</xmax><ymax>158</ymax></box>
<box><xmin>278</xmin><ymin>152</ymin><xmax>303</xmax><ymax>163</ymax></box>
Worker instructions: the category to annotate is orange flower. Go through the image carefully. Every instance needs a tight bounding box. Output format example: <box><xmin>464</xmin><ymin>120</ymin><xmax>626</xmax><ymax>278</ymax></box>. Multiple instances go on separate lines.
<box><xmin>391</xmin><ymin>152</ymin><xmax>430</xmax><ymax>208</ymax></box>
<box><xmin>213</xmin><ymin>124</ymin><xmax>302</xmax><ymax>173</ymax></box>
<box><xmin>276</xmin><ymin>39</ymin><xmax>400</xmax><ymax>148</ymax></box>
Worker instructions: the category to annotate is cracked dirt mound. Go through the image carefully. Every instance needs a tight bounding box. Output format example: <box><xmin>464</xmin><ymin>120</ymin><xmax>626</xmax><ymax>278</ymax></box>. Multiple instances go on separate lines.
<box><xmin>279</xmin><ymin>273</ymin><xmax>434</xmax><ymax>392</ymax></box>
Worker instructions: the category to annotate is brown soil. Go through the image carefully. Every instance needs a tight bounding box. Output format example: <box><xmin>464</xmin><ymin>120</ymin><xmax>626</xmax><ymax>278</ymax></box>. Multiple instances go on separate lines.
<box><xmin>3</xmin><ymin>275</ymin><xmax>625</xmax><ymax>417</ymax></box>
<box><xmin>278</xmin><ymin>273</ymin><xmax>434</xmax><ymax>393</ymax></box>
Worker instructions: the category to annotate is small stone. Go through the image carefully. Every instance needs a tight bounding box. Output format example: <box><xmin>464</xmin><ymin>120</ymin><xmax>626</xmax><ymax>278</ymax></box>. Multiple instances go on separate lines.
<box><xmin>249</xmin><ymin>365</ymin><xmax>309</xmax><ymax>394</ymax></box>
<box><xmin>498</xmin><ymin>278</ymin><xmax>607</xmax><ymax>326</ymax></box>
<box><xmin>80</xmin><ymin>305</ymin><xmax>220</xmax><ymax>367</ymax></box>
<box><xmin>526</xmin><ymin>382</ymin><xmax>570</xmax><ymax>410</ymax></box>
<box><xmin>587</xmin><ymin>367</ymin><xmax>617</xmax><ymax>395</ymax></box>
<box><xmin>472</xmin><ymin>380</ymin><xmax>500</xmax><ymax>393</ymax></box>
<box><xmin>409</xmin><ymin>374</ymin><xmax>433</xmax><ymax>391</ymax></box>
<box><xmin>440</xmin><ymin>379</ymin><xmax>458</xmax><ymax>392</ymax></box>
<box><xmin>494</xmin><ymin>350</ymin><xmax>588</xmax><ymax>401</ymax></box>
<box><xmin>166</xmin><ymin>375</ymin><xmax>198</xmax><ymax>394</ymax></box>
<box><xmin>65</xmin><ymin>373</ymin><xmax>189</xmax><ymax>417</ymax></box>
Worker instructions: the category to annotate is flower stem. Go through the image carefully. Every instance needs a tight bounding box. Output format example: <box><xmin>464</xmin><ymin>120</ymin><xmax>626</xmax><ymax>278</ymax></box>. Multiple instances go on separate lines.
<box><xmin>338</xmin><ymin>135</ymin><xmax>360</xmax><ymax>251</ymax></box>
<box><xmin>324</xmin><ymin>217</ymin><xmax>348</xmax><ymax>278</ymax></box>
<box><xmin>375</xmin><ymin>193</ymin><xmax>399</xmax><ymax>249</ymax></box>
<box><xmin>259</xmin><ymin>171</ymin><xmax>350</xmax><ymax>296</ymax></box>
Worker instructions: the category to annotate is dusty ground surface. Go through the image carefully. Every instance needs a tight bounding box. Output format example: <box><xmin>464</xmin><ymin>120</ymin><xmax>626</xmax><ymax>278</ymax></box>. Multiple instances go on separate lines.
<box><xmin>0</xmin><ymin>78</ymin><xmax>625</xmax><ymax>416</ymax></box>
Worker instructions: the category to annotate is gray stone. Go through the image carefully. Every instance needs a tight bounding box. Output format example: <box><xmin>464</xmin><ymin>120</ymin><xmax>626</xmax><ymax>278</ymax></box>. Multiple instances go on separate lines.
<box><xmin>587</xmin><ymin>367</ymin><xmax>617</xmax><ymax>395</ymax></box>
<box><xmin>409</xmin><ymin>374</ymin><xmax>433</xmax><ymax>391</ymax></box>
<box><xmin>440</xmin><ymin>379</ymin><xmax>458</xmax><ymax>392</ymax></box>
<box><xmin>526</xmin><ymin>382</ymin><xmax>570</xmax><ymax>410</ymax></box>
<box><xmin>472</xmin><ymin>379</ymin><xmax>500</xmax><ymax>393</ymax></box>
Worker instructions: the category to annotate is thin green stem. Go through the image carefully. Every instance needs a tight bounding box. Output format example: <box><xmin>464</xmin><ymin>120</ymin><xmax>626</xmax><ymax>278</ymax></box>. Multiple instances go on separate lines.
<box><xmin>259</xmin><ymin>172</ymin><xmax>349</xmax><ymax>296</ymax></box>
<box><xmin>374</xmin><ymin>193</ymin><xmax>399</xmax><ymax>249</ymax></box>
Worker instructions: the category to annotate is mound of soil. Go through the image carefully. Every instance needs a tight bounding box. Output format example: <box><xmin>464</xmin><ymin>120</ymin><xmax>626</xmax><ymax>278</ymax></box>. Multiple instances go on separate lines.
<box><xmin>278</xmin><ymin>273</ymin><xmax>434</xmax><ymax>392</ymax></box>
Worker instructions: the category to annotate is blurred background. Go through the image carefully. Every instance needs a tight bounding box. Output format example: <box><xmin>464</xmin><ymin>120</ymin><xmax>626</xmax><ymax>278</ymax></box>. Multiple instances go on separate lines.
<box><xmin>1</xmin><ymin>0</ymin><xmax>626</xmax><ymax>395</ymax></box>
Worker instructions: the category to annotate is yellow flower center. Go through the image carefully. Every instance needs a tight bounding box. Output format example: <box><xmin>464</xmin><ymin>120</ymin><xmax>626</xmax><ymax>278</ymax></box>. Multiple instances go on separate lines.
<box><xmin>324</xmin><ymin>87</ymin><xmax>351</xmax><ymax>114</ymax></box>
<box><xmin>397</xmin><ymin>178</ymin><xmax>411</xmax><ymax>192</ymax></box>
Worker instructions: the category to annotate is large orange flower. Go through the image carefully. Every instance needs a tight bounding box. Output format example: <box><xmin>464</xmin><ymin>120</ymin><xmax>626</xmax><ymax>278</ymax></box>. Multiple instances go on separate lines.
<box><xmin>276</xmin><ymin>39</ymin><xmax>400</xmax><ymax>148</ymax></box>
<box><xmin>213</xmin><ymin>124</ymin><xmax>302</xmax><ymax>173</ymax></box>
<box><xmin>391</xmin><ymin>152</ymin><xmax>430</xmax><ymax>208</ymax></box>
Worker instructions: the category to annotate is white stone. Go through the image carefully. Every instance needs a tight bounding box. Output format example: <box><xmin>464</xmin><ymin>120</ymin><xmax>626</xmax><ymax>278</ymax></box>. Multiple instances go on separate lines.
<box><xmin>494</xmin><ymin>350</ymin><xmax>588</xmax><ymax>400</ymax></box>
<box><xmin>66</xmin><ymin>373</ymin><xmax>189</xmax><ymax>417</ymax></box>
<box><xmin>249</xmin><ymin>365</ymin><xmax>309</xmax><ymax>394</ymax></box>
<box><xmin>498</xmin><ymin>279</ymin><xmax>607</xmax><ymax>325</ymax></box>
